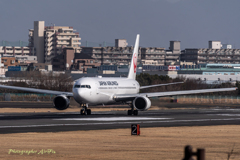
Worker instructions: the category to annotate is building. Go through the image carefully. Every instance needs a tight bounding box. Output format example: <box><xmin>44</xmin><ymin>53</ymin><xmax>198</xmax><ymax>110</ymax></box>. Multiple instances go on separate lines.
<box><xmin>222</xmin><ymin>44</ymin><xmax>232</xmax><ymax>49</ymax></box>
<box><xmin>52</xmin><ymin>47</ymin><xmax>75</xmax><ymax>71</ymax></box>
<box><xmin>82</xmin><ymin>39</ymin><xmax>175</xmax><ymax>66</ymax></box>
<box><xmin>115</xmin><ymin>39</ymin><xmax>128</xmax><ymax>47</ymax></box>
<box><xmin>140</xmin><ymin>47</ymin><xmax>165</xmax><ymax>65</ymax></box>
<box><xmin>72</xmin><ymin>53</ymin><xmax>100</xmax><ymax>73</ymax></box>
<box><xmin>28</xmin><ymin>21</ymin><xmax>81</xmax><ymax>63</ymax></box>
<box><xmin>178</xmin><ymin>63</ymin><xmax>240</xmax><ymax>75</ymax></box>
<box><xmin>0</xmin><ymin>46</ymin><xmax>31</xmax><ymax>56</ymax></box>
<box><xmin>81</xmin><ymin>46</ymin><xmax>137</xmax><ymax>65</ymax></box>
<box><xmin>25</xmin><ymin>63</ymin><xmax>52</xmax><ymax>71</ymax></box>
<box><xmin>1</xmin><ymin>56</ymin><xmax>18</xmax><ymax>69</ymax></box>
<box><xmin>15</xmin><ymin>55</ymin><xmax>37</xmax><ymax>64</ymax></box>
<box><xmin>0</xmin><ymin>55</ymin><xmax>5</xmax><ymax>76</ymax></box>
<box><xmin>165</xmin><ymin>41</ymin><xmax>181</xmax><ymax>65</ymax></box>
<box><xmin>52</xmin><ymin>48</ymin><xmax>100</xmax><ymax>72</ymax></box>
<box><xmin>181</xmin><ymin>48</ymin><xmax>240</xmax><ymax>64</ymax></box>
<box><xmin>209</xmin><ymin>41</ymin><xmax>222</xmax><ymax>49</ymax></box>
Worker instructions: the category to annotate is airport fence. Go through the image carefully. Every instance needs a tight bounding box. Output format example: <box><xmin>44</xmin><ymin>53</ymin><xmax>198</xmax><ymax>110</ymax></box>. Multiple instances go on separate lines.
<box><xmin>160</xmin><ymin>95</ymin><xmax>240</xmax><ymax>104</ymax></box>
<box><xmin>0</xmin><ymin>93</ymin><xmax>54</xmax><ymax>102</ymax></box>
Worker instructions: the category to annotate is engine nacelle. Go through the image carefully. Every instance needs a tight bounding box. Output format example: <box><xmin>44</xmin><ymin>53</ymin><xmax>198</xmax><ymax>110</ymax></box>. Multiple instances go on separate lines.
<box><xmin>133</xmin><ymin>96</ymin><xmax>151</xmax><ymax>111</ymax></box>
<box><xmin>53</xmin><ymin>95</ymin><xmax>70</xmax><ymax>110</ymax></box>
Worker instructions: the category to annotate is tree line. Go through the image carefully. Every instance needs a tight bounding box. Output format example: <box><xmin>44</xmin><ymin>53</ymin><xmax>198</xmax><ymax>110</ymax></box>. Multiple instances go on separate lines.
<box><xmin>137</xmin><ymin>73</ymin><xmax>237</xmax><ymax>96</ymax></box>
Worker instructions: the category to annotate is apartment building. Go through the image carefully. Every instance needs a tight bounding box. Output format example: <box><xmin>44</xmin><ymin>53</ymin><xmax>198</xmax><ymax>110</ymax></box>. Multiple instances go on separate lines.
<box><xmin>140</xmin><ymin>47</ymin><xmax>165</xmax><ymax>65</ymax></box>
<box><xmin>0</xmin><ymin>46</ymin><xmax>30</xmax><ymax>56</ymax></box>
<box><xmin>0</xmin><ymin>45</ymin><xmax>37</xmax><ymax>68</ymax></box>
<box><xmin>165</xmin><ymin>41</ymin><xmax>181</xmax><ymax>65</ymax></box>
<box><xmin>72</xmin><ymin>53</ymin><xmax>101</xmax><ymax>73</ymax></box>
<box><xmin>82</xmin><ymin>39</ymin><xmax>181</xmax><ymax>66</ymax></box>
<box><xmin>28</xmin><ymin>21</ymin><xmax>81</xmax><ymax>63</ymax></box>
<box><xmin>181</xmin><ymin>48</ymin><xmax>240</xmax><ymax>64</ymax></box>
<box><xmin>82</xmin><ymin>46</ymin><xmax>138</xmax><ymax>65</ymax></box>
<box><xmin>181</xmin><ymin>41</ymin><xmax>240</xmax><ymax>64</ymax></box>
<box><xmin>82</xmin><ymin>39</ymin><xmax>162</xmax><ymax>65</ymax></box>
<box><xmin>52</xmin><ymin>47</ymin><xmax>75</xmax><ymax>71</ymax></box>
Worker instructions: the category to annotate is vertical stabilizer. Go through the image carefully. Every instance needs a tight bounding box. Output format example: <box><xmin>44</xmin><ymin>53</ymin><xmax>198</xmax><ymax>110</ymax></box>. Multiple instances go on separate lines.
<box><xmin>127</xmin><ymin>34</ymin><xmax>140</xmax><ymax>80</ymax></box>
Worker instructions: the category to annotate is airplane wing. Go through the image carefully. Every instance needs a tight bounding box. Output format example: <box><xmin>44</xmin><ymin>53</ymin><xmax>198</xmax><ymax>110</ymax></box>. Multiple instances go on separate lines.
<box><xmin>140</xmin><ymin>82</ymin><xmax>183</xmax><ymax>89</ymax></box>
<box><xmin>0</xmin><ymin>84</ymin><xmax>73</xmax><ymax>96</ymax></box>
<box><xmin>114</xmin><ymin>87</ymin><xmax>237</xmax><ymax>101</ymax></box>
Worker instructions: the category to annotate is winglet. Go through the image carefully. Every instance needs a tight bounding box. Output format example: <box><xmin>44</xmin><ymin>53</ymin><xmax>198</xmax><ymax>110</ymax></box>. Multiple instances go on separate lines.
<box><xmin>127</xmin><ymin>34</ymin><xmax>140</xmax><ymax>80</ymax></box>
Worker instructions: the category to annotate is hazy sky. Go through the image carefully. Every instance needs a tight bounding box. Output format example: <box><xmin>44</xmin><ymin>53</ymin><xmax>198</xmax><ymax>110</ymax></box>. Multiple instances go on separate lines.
<box><xmin>0</xmin><ymin>0</ymin><xmax>240</xmax><ymax>49</ymax></box>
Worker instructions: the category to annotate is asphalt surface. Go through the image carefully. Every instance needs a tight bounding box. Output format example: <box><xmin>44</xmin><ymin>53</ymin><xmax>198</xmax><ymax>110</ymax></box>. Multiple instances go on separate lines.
<box><xmin>0</xmin><ymin>102</ymin><xmax>240</xmax><ymax>134</ymax></box>
<box><xmin>0</xmin><ymin>102</ymin><xmax>53</xmax><ymax>108</ymax></box>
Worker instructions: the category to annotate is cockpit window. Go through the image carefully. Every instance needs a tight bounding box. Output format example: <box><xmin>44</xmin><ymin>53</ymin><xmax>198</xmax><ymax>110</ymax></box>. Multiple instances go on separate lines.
<box><xmin>74</xmin><ymin>85</ymin><xmax>80</xmax><ymax>88</ymax></box>
<box><xmin>75</xmin><ymin>84</ymin><xmax>91</xmax><ymax>89</ymax></box>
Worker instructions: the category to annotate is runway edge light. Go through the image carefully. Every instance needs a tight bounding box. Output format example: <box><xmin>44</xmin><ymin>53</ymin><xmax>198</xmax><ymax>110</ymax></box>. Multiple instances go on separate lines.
<box><xmin>131</xmin><ymin>124</ymin><xmax>140</xmax><ymax>135</ymax></box>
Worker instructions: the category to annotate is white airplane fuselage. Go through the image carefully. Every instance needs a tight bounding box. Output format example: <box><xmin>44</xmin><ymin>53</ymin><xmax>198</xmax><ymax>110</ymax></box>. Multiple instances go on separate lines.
<box><xmin>72</xmin><ymin>77</ymin><xmax>140</xmax><ymax>105</ymax></box>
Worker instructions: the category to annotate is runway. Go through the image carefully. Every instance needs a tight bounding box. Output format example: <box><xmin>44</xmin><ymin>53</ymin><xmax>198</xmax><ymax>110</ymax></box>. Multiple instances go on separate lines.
<box><xmin>1</xmin><ymin>106</ymin><xmax>240</xmax><ymax>134</ymax></box>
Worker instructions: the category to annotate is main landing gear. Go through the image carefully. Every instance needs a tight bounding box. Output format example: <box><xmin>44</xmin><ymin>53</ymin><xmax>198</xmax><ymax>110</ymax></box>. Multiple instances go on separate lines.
<box><xmin>127</xmin><ymin>104</ymin><xmax>138</xmax><ymax>116</ymax></box>
<box><xmin>80</xmin><ymin>103</ymin><xmax>91</xmax><ymax>115</ymax></box>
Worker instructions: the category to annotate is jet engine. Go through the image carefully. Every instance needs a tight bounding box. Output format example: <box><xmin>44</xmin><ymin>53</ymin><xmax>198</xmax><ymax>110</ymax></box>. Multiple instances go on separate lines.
<box><xmin>133</xmin><ymin>96</ymin><xmax>151</xmax><ymax>111</ymax></box>
<box><xmin>53</xmin><ymin>95</ymin><xmax>70</xmax><ymax>110</ymax></box>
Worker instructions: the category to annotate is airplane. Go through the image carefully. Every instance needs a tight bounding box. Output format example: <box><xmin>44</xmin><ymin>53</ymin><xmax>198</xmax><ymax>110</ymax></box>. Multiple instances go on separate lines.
<box><xmin>0</xmin><ymin>34</ymin><xmax>237</xmax><ymax>115</ymax></box>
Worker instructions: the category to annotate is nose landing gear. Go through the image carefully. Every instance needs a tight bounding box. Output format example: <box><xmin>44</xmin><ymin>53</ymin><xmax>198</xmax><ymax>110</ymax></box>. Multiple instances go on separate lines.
<box><xmin>127</xmin><ymin>104</ymin><xmax>138</xmax><ymax>115</ymax></box>
<box><xmin>80</xmin><ymin>103</ymin><xmax>91</xmax><ymax>115</ymax></box>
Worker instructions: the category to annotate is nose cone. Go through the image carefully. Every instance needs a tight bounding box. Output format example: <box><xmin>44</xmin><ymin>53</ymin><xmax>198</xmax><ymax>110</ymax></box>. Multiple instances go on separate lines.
<box><xmin>72</xmin><ymin>78</ymin><xmax>95</xmax><ymax>104</ymax></box>
<box><xmin>73</xmin><ymin>88</ymin><xmax>89</xmax><ymax>103</ymax></box>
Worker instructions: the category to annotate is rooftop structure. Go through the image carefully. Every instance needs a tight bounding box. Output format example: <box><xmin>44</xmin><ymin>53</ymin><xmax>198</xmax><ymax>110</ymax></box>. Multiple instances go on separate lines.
<box><xmin>115</xmin><ymin>39</ymin><xmax>128</xmax><ymax>47</ymax></box>
<box><xmin>209</xmin><ymin>41</ymin><xmax>222</xmax><ymax>49</ymax></box>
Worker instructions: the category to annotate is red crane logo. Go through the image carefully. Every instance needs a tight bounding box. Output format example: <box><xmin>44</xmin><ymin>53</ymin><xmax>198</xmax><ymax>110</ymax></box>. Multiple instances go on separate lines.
<box><xmin>133</xmin><ymin>53</ymin><xmax>137</xmax><ymax>73</ymax></box>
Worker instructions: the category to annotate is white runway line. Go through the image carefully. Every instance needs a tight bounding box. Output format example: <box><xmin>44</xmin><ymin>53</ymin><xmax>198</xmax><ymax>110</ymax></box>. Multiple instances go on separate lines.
<box><xmin>53</xmin><ymin>117</ymin><xmax>172</xmax><ymax>121</ymax></box>
<box><xmin>1</xmin><ymin>118</ymin><xmax>240</xmax><ymax>129</ymax></box>
<box><xmin>212</xmin><ymin>109</ymin><xmax>240</xmax><ymax>111</ymax></box>
<box><xmin>208</xmin><ymin>114</ymin><xmax>240</xmax><ymax>117</ymax></box>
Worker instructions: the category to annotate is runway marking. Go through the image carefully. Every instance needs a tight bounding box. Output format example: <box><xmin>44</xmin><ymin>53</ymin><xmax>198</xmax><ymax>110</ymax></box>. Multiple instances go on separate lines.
<box><xmin>212</xmin><ymin>109</ymin><xmax>240</xmax><ymax>111</ymax></box>
<box><xmin>1</xmin><ymin>118</ymin><xmax>240</xmax><ymax>129</ymax></box>
<box><xmin>53</xmin><ymin>117</ymin><xmax>172</xmax><ymax>121</ymax></box>
<box><xmin>208</xmin><ymin>114</ymin><xmax>240</xmax><ymax>117</ymax></box>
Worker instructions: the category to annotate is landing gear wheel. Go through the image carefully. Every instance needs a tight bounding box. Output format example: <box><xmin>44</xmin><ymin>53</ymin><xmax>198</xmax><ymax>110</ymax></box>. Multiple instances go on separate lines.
<box><xmin>80</xmin><ymin>109</ymin><xmax>84</xmax><ymax>115</ymax></box>
<box><xmin>87</xmin><ymin>109</ymin><xmax>91</xmax><ymax>115</ymax></box>
<box><xmin>128</xmin><ymin>110</ymin><xmax>132</xmax><ymax>115</ymax></box>
<box><xmin>133</xmin><ymin>110</ymin><xmax>138</xmax><ymax>115</ymax></box>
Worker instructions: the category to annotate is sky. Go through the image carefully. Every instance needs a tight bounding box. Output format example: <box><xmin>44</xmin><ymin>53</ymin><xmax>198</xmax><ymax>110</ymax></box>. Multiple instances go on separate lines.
<box><xmin>0</xmin><ymin>0</ymin><xmax>240</xmax><ymax>49</ymax></box>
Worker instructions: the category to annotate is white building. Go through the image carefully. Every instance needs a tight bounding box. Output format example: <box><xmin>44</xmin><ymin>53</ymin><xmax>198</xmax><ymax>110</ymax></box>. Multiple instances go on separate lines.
<box><xmin>209</xmin><ymin>41</ymin><xmax>222</xmax><ymax>49</ymax></box>
<box><xmin>222</xmin><ymin>44</ymin><xmax>232</xmax><ymax>49</ymax></box>
<box><xmin>29</xmin><ymin>21</ymin><xmax>81</xmax><ymax>63</ymax></box>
